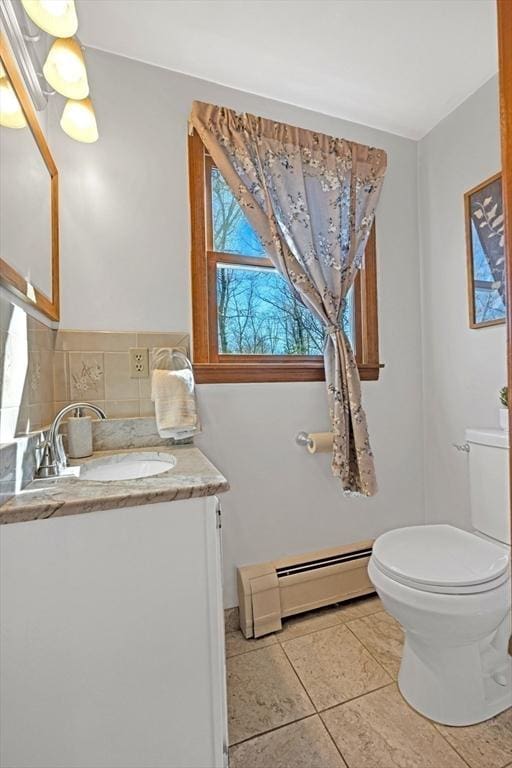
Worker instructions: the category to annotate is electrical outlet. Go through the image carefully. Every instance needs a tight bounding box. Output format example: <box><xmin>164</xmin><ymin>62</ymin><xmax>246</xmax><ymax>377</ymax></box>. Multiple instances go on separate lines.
<box><xmin>129</xmin><ymin>348</ymin><xmax>149</xmax><ymax>378</ymax></box>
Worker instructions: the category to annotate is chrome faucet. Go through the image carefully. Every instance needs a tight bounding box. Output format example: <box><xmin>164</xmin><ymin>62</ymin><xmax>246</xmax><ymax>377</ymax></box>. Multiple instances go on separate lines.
<box><xmin>36</xmin><ymin>402</ymin><xmax>107</xmax><ymax>478</ymax></box>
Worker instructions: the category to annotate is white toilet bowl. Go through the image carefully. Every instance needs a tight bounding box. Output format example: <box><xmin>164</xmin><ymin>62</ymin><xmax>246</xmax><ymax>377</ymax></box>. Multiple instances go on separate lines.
<box><xmin>368</xmin><ymin>524</ymin><xmax>511</xmax><ymax>726</ymax></box>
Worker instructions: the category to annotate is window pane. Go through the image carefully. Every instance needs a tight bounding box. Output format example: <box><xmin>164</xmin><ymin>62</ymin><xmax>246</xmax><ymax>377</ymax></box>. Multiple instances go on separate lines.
<box><xmin>211</xmin><ymin>168</ymin><xmax>266</xmax><ymax>257</ymax></box>
<box><xmin>217</xmin><ymin>264</ymin><xmax>354</xmax><ymax>355</ymax></box>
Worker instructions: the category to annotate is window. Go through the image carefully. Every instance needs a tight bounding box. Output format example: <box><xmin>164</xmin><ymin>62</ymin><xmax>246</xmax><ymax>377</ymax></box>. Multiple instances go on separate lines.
<box><xmin>189</xmin><ymin>130</ymin><xmax>381</xmax><ymax>383</ymax></box>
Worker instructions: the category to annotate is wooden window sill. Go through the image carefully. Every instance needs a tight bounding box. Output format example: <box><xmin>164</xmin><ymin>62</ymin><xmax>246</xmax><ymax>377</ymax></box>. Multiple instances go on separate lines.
<box><xmin>193</xmin><ymin>362</ymin><xmax>384</xmax><ymax>384</ymax></box>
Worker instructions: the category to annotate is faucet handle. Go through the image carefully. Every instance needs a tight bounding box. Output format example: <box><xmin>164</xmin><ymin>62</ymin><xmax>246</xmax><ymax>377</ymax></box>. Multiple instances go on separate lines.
<box><xmin>55</xmin><ymin>433</ymin><xmax>67</xmax><ymax>468</ymax></box>
<box><xmin>35</xmin><ymin>439</ymin><xmax>59</xmax><ymax>479</ymax></box>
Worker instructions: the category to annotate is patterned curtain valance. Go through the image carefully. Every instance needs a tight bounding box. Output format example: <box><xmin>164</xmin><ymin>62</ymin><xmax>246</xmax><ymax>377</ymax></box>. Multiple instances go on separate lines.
<box><xmin>190</xmin><ymin>101</ymin><xmax>386</xmax><ymax>166</ymax></box>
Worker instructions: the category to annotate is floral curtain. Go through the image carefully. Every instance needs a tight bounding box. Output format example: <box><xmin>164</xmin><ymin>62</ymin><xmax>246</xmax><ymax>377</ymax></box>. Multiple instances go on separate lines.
<box><xmin>190</xmin><ymin>101</ymin><xmax>387</xmax><ymax>495</ymax></box>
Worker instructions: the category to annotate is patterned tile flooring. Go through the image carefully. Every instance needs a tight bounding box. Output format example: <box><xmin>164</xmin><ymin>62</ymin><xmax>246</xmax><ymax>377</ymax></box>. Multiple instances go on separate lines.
<box><xmin>226</xmin><ymin>595</ymin><xmax>512</xmax><ymax>768</ymax></box>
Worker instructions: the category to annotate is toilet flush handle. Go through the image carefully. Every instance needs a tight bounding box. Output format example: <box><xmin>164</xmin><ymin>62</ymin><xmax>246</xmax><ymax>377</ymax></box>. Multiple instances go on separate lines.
<box><xmin>452</xmin><ymin>442</ymin><xmax>470</xmax><ymax>452</ymax></box>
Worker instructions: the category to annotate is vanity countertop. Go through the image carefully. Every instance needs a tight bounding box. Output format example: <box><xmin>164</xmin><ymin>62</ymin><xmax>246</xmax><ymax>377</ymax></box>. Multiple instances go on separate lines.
<box><xmin>0</xmin><ymin>445</ymin><xmax>229</xmax><ymax>525</ymax></box>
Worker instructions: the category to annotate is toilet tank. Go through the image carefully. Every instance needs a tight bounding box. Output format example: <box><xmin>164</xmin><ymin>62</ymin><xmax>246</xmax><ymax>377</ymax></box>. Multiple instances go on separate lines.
<box><xmin>465</xmin><ymin>428</ymin><xmax>511</xmax><ymax>545</ymax></box>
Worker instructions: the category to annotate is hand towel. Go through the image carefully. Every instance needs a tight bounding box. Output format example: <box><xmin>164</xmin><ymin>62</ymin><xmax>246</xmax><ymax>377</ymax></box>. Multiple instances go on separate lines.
<box><xmin>151</xmin><ymin>367</ymin><xmax>199</xmax><ymax>439</ymax></box>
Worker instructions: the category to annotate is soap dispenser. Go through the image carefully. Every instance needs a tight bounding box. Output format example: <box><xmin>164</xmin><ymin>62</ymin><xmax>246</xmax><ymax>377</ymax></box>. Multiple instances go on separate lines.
<box><xmin>66</xmin><ymin>407</ymin><xmax>93</xmax><ymax>459</ymax></box>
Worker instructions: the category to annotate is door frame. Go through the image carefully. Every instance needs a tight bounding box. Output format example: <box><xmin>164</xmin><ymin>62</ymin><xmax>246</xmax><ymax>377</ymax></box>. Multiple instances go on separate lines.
<box><xmin>497</xmin><ymin>0</ymin><xmax>512</xmax><ymax>655</ymax></box>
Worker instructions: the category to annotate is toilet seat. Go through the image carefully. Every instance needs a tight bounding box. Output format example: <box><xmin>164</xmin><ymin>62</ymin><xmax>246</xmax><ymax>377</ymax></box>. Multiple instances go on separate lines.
<box><xmin>372</xmin><ymin>524</ymin><xmax>510</xmax><ymax>595</ymax></box>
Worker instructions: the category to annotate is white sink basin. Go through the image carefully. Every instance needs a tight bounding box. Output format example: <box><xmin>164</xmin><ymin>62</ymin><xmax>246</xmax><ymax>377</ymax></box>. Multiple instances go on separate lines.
<box><xmin>79</xmin><ymin>452</ymin><xmax>176</xmax><ymax>482</ymax></box>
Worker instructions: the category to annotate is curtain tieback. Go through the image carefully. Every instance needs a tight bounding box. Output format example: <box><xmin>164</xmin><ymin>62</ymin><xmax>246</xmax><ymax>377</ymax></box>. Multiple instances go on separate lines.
<box><xmin>325</xmin><ymin>324</ymin><xmax>339</xmax><ymax>337</ymax></box>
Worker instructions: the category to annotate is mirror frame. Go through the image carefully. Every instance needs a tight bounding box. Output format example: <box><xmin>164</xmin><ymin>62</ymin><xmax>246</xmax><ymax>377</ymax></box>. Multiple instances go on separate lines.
<box><xmin>0</xmin><ymin>33</ymin><xmax>59</xmax><ymax>321</ymax></box>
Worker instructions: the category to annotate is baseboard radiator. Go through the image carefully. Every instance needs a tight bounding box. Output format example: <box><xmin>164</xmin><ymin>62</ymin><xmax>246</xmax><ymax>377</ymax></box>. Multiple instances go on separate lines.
<box><xmin>237</xmin><ymin>539</ymin><xmax>375</xmax><ymax>638</ymax></box>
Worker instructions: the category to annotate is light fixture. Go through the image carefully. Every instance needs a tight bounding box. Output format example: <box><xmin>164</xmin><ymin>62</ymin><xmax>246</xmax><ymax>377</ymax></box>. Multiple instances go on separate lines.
<box><xmin>21</xmin><ymin>0</ymin><xmax>78</xmax><ymax>38</ymax></box>
<box><xmin>60</xmin><ymin>97</ymin><xmax>98</xmax><ymax>143</ymax></box>
<box><xmin>6</xmin><ymin>0</ymin><xmax>99</xmax><ymax>142</ymax></box>
<box><xmin>43</xmin><ymin>37</ymin><xmax>89</xmax><ymax>99</ymax></box>
<box><xmin>0</xmin><ymin>77</ymin><xmax>27</xmax><ymax>129</ymax></box>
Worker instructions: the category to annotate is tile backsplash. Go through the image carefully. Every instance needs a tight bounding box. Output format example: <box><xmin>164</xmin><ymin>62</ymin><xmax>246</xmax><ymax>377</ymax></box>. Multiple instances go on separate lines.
<box><xmin>54</xmin><ymin>331</ymin><xmax>189</xmax><ymax>419</ymax></box>
<box><xmin>0</xmin><ymin>290</ymin><xmax>189</xmax><ymax>441</ymax></box>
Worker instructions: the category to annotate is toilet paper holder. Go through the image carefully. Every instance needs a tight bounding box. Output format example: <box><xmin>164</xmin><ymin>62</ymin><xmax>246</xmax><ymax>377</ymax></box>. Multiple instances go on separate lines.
<box><xmin>296</xmin><ymin>431</ymin><xmax>313</xmax><ymax>448</ymax></box>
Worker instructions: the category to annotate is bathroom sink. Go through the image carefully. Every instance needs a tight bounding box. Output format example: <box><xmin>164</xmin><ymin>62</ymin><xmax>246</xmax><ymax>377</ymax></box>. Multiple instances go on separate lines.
<box><xmin>79</xmin><ymin>452</ymin><xmax>176</xmax><ymax>482</ymax></box>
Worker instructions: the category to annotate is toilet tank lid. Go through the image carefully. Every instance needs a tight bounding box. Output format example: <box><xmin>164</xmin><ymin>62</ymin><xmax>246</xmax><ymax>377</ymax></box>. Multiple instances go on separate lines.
<box><xmin>465</xmin><ymin>428</ymin><xmax>508</xmax><ymax>449</ymax></box>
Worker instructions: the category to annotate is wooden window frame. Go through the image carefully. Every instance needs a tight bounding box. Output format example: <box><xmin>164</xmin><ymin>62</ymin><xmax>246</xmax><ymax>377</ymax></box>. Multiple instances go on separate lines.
<box><xmin>188</xmin><ymin>129</ymin><xmax>382</xmax><ymax>383</ymax></box>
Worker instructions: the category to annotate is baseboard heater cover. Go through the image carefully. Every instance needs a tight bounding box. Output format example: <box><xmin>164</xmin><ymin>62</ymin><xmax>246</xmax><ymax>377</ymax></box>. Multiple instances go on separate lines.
<box><xmin>237</xmin><ymin>539</ymin><xmax>375</xmax><ymax>638</ymax></box>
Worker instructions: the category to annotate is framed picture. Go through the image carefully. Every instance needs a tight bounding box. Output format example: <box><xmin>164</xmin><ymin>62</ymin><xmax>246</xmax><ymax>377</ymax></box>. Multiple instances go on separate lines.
<box><xmin>465</xmin><ymin>172</ymin><xmax>505</xmax><ymax>328</ymax></box>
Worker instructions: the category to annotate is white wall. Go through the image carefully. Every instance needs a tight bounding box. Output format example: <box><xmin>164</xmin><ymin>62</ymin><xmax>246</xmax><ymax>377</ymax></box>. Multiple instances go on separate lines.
<box><xmin>418</xmin><ymin>75</ymin><xmax>504</xmax><ymax>530</ymax></box>
<box><xmin>48</xmin><ymin>48</ymin><xmax>424</xmax><ymax>607</ymax></box>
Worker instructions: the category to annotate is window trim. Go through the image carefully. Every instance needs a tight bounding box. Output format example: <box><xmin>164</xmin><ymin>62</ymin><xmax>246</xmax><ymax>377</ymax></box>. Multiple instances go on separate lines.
<box><xmin>188</xmin><ymin>129</ymin><xmax>382</xmax><ymax>383</ymax></box>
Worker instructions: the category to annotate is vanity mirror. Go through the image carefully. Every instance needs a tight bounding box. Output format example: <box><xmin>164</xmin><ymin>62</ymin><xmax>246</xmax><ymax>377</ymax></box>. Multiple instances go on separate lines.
<box><xmin>0</xmin><ymin>33</ymin><xmax>59</xmax><ymax>321</ymax></box>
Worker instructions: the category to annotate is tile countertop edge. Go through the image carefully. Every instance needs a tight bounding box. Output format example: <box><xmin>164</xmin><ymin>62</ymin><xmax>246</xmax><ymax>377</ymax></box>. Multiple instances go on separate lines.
<box><xmin>0</xmin><ymin>446</ymin><xmax>229</xmax><ymax>525</ymax></box>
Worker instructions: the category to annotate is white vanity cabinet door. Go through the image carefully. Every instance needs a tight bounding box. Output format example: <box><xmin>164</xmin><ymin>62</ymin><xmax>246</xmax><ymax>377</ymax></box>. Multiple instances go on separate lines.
<box><xmin>0</xmin><ymin>497</ymin><xmax>227</xmax><ymax>768</ymax></box>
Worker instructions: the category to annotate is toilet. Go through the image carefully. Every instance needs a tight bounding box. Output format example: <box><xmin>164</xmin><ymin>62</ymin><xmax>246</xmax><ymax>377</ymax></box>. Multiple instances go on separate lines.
<box><xmin>369</xmin><ymin>428</ymin><xmax>512</xmax><ymax>726</ymax></box>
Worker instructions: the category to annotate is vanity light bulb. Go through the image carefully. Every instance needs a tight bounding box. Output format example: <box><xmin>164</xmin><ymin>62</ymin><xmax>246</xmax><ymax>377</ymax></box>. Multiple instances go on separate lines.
<box><xmin>60</xmin><ymin>97</ymin><xmax>98</xmax><ymax>143</ymax></box>
<box><xmin>40</xmin><ymin>0</ymin><xmax>69</xmax><ymax>14</ymax></box>
<box><xmin>0</xmin><ymin>78</ymin><xmax>27</xmax><ymax>129</ymax></box>
<box><xmin>43</xmin><ymin>38</ymin><xmax>89</xmax><ymax>99</ymax></box>
<box><xmin>21</xmin><ymin>0</ymin><xmax>78</xmax><ymax>38</ymax></box>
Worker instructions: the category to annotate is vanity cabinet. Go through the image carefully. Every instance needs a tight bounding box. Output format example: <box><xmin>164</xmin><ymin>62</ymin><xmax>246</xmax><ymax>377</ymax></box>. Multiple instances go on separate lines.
<box><xmin>0</xmin><ymin>497</ymin><xmax>228</xmax><ymax>768</ymax></box>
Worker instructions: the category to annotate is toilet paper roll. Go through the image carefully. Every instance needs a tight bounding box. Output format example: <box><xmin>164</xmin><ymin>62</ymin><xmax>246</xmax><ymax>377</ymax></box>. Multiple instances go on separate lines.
<box><xmin>307</xmin><ymin>432</ymin><xmax>334</xmax><ymax>454</ymax></box>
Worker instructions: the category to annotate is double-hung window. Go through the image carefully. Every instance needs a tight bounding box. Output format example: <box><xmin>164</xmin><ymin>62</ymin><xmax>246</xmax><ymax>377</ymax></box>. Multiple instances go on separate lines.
<box><xmin>188</xmin><ymin>130</ymin><xmax>381</xmax><ymax>383</ymax></box>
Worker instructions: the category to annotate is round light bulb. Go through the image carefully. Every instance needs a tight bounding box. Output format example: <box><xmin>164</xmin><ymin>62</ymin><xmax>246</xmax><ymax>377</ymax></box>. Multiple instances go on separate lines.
<box><xmin>40</xmin><ymin>0</ymin><xmax>68</xmax><ymax>16</ymax></box>
<box><xmin>50</xmin><ymin>46</ymin><xmax>83</xmax><ymax>83</ymax></box>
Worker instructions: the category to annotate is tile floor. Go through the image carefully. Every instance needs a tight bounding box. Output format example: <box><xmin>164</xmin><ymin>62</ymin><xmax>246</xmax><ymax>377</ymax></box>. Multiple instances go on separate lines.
<box><xmin>226</xmin><ymin>595</ymin><xmax>512</xmax><ymax>768</ymax></box>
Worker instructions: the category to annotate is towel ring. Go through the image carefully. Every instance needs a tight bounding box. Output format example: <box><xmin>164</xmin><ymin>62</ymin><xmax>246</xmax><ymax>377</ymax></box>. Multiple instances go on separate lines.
<box><xmin>170</xmin><ymin>349</ymin><xmax>193</xmax><ymax>372</ymax></box>
<box><xmin>152</xmin><ymin>347</ymin><xmax>193</xmax><ymax>372</ymax></box>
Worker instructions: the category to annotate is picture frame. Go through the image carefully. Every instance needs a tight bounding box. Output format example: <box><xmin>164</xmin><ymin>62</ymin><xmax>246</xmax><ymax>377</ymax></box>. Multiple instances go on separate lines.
<box><xmin>465</xmin><ymin>172</ymin><xmax>505</xmax><ymax>328</ymax></box>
